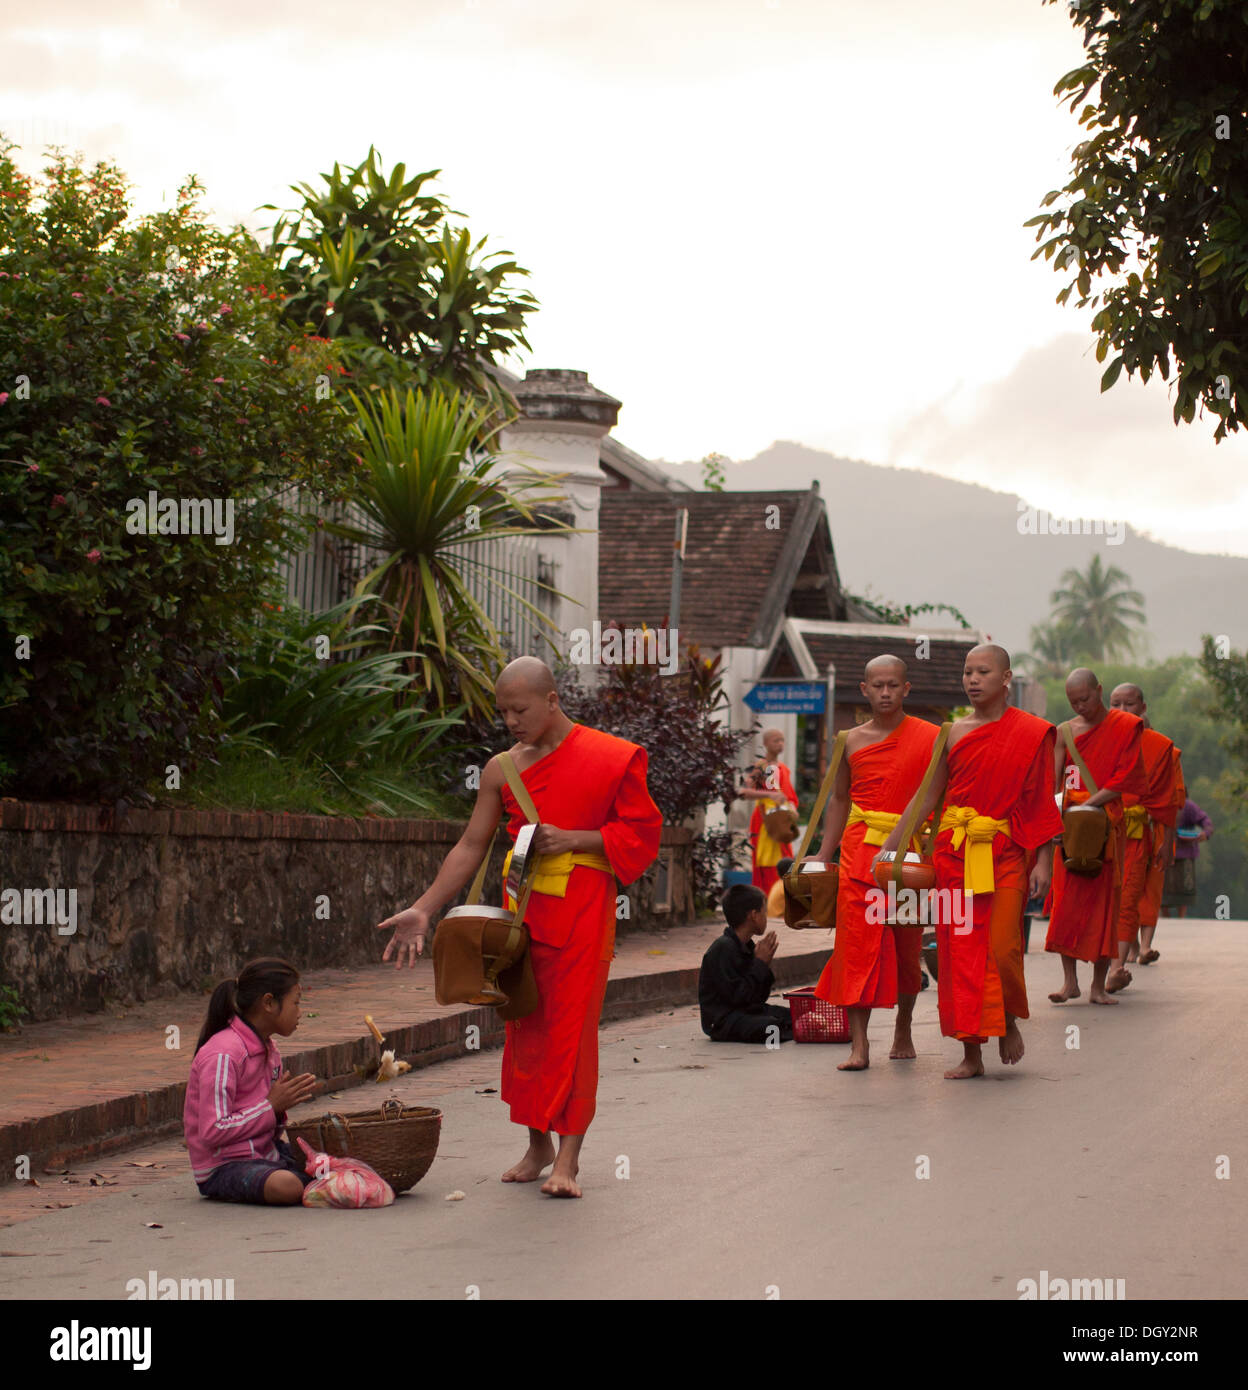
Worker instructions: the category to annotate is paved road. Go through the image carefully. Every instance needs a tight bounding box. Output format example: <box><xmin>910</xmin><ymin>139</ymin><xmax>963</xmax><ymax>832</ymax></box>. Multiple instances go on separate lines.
<box><xmin>3</xmin><ymin>921</ymin><xmax>1243</xmax><ymax>1300</ymax></box>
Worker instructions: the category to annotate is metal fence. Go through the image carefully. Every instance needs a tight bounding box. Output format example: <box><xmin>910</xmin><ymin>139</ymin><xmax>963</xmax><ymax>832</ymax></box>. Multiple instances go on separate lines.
<box><xmin>277</xmin><ymin>492</ymin><xmax>557</xmax><ymax>658</ymax></box>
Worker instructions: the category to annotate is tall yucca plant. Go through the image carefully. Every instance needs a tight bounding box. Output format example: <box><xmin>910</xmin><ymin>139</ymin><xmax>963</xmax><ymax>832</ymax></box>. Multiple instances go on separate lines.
<box><xmin>328</xmin><ymin>384</ymin><xmax>568</xmax><ymax>719</ymax></box>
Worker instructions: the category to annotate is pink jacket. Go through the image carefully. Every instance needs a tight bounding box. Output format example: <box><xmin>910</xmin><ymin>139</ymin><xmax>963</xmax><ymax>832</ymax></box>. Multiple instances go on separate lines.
<box><xmin>184</xmin><ymin>1016</ymin><xmax>284</xmax><ymax>1181</ymax></box>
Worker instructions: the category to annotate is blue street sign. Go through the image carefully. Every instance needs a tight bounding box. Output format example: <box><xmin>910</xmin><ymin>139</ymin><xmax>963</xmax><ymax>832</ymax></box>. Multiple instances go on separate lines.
<box><xmin>744</xmin><ymin>681</ymin><xmax>826</xmax><ymax>713</ymax></box>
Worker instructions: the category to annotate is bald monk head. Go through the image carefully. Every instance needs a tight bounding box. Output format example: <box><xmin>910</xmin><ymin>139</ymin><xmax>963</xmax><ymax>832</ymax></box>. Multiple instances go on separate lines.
<box><xmin>1109</xmin><ymin>682</ymin><xmax>1146</xmax><ymax>718</ymax></box>
<box><xmin>1065</xmin><ymin>667</ymin><xmax>1105</xmax><ymax>722</ymax></box>
<box><xmin>495</xmin><ymin>656</ymin><xmax>567</xmax><ymax>747</ymax></box>
<box><xmin>761</xmin><ymin>727</ymin><xmax>785</xmax><ymax>759</ymax></box>
<box><xmin>962</xmin><ymin>643</ymin><xmax>1012</xmax><ymax>709</ymax></box>
<box><xmin>861</xmin><ymin>653</ymin><xmax>910</xmax><ymax>718</ymax></box>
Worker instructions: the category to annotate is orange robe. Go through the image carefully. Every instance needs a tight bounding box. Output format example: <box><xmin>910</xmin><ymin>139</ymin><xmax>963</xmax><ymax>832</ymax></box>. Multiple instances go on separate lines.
<box><xmin>1116</xmin><ymin>730</ymin><xmax>1182</xmax><ymax>945</ymax></box>
<box><xmin>1045</xmin><ymin>709</ymin><xmax>1146</xmax><ymax>963</ymax></box>
<box><xmin>934</xmin><ymin>707</ymin><xmax>1061</xmax><ymax>1041</ymax></box>
<box><xmin>749</xmin><ymin>759</ymin><xmax>799</xmax><ymax>892</ymax></box>
<box><xmin>814</xmin><ymin>716</ymin><xmax>937</xmax><ymax>1009</ymax></box>
<box><xmin>498</xmin><ymin>724</ymin><xmax>661</xmax><ymax>1135</ymax></box>
<box><xmin>1139</xmin><ymin>748</ymin><xmax>1185</xmax><ymax>930</ymax></box>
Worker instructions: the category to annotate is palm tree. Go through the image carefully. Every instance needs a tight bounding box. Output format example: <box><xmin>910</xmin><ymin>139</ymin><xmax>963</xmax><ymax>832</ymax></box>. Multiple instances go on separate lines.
<box><xmin>326</xmin><ymin>384</ymin><xmax>569</xmax><ymax>721</ymax></box>
<box><xmin>1049</xmin><ymin>555</ymin><xmax>1146</xmax><ymax>661</ymax></box>
<box><xmin>1016</xmin><ymin>620</ymin><xmax>1085</xmax><ymax>680</ymax></box>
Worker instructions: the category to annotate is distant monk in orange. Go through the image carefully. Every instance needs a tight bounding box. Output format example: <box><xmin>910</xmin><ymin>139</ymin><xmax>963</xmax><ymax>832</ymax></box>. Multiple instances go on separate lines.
<box><xmin>1135</xmin><ymin>728</ymin><xmax>1185</xmax><ymax>965</ymax></box>
<box><xmin>1106</xmin><ymin>683</ymin><xmax>1182</xmax><ymax>989</ymax></box>
<box><xmin>811</xmin><ymin>655</ymin><xmax>938</xmax><ymax>1070</ymax></box>
<box><xmin>738</xmin><ymin>727</ymin><xmax>799</xmax><ymax>893</ymax></box>
<box><xmin>1045</xmin><ymin>668</ymin><xmax>1145</xmax><ymax>1006</ymax></box>
<box><xmin>878</xmin><ymin>645</ymin><xmax>1060</xmax><ymax>1079</ymax></box>
<box><xmin>378</xmin><ymin>656</ymin><xmax>661</xmax><ymax>1198</ymax></box>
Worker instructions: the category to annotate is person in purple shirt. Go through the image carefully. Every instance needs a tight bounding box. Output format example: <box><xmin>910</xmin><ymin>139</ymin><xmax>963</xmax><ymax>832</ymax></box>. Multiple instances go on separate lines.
<box><xmin>1161</xmin><ymin>798</ymin><xmax>1213</xmax><ymax>919</ymax></box>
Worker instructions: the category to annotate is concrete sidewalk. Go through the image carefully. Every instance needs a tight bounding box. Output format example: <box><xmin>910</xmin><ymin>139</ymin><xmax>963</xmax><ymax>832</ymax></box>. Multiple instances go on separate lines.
<box><xmin>0</xmin><ymin>915</ymin><xmax>834</xmax><ymax>1182</ymax></box>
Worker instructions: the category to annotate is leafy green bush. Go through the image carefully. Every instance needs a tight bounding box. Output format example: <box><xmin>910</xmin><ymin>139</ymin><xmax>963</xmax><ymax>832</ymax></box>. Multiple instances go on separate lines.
<box><xmin>0</xmin><ymin>140</ymin><xmax>359</xmax><ymax>803</ymax></box>
<box><xmin>213</xmin><ymin>597</ymin><xmax>468</xmax><ymax>816</ymax></box>
<box><xmin>0</xmin><ymin>984</ymin><xmax>26</xmax><ymax>1032</ymax></box>
<box><xmin>266</xmin><ymin>148</ymin><xmax>539</xmax><ymax>415</ymax></box>
<box><xmin>328</xmin><ymin>384</ymin><xmax>567</xmax><ymax>723</ymax></box>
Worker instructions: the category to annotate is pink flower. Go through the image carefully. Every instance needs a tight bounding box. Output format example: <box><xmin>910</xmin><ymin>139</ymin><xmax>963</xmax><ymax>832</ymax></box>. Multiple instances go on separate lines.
<box><xmin>27</xmin><ymin>462</ymin><xmax>39</xmax><ymax>472</ymax></box>
<box><xmin>174</xmin><ymin>332</ymin><xmax>190</xmax><ymax>343</ymax></box>
<box><xmin>71</xmin><ymin>292</ymin><xmax>83</xmax><ymax>298</ymax></box>
<box><xmin>218</xmin><ymin>303</ymin><xmax>232</xmax><ymax>315</ymax></box>
<box><xmin>95</xmin><ymin>395</ymin><xmax>111</xmax><ymax>406</ymax></box>
<box><xmin>52</xmin><ymin>494</ymin><xmax>67</xmax><ymax>507</ymax></box>
<box><xmin>86</xmin><ymin>549</ymin><xmax>101</xmax><ymax>564</ymax></box>
<box><xmin>195</xmin><ymin>320</ymin><xmax>209</xmax><ymax>331</ymax></box>
<box><xmin>0</xmin><ymin>392</ymin><xmax>8</xmax><ymax>405</ymax></box>
<box><xmin>212</xmin><ymin>376</ymin><xmax>225</xmax><ymax>384</ymax></box>
<box><xmin>189</xmin><ymin>446</ymin><xmax>204</xmax><ymax>457</ymax></box>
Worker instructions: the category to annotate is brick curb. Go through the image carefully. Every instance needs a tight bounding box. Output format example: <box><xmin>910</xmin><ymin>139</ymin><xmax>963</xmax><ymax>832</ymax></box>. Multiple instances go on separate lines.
<box><xmin>0</xmin><ymin>947</ymin><xmax>829</xmax><ymax>1184</ymax></box>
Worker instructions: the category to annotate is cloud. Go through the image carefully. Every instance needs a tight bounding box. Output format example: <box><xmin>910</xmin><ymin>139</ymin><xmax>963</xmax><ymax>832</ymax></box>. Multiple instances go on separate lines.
<box><xmin>887</xmin><ymin>333</ymin><xmax>1248</xmax><ymax>556</ymax></box>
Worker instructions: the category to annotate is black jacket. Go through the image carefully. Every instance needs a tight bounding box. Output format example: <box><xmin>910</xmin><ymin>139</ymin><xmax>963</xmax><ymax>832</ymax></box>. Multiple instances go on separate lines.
<box><xmin>698</xmin><ymin>927</ymin><xmax>774</xmax><ymax>1033</ymax></box>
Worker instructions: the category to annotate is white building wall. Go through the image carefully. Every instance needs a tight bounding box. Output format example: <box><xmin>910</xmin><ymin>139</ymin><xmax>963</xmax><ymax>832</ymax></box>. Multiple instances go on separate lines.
<box><xmin>497</xmin><ymin>424</ymin><xmax>607</xmax><ymax>661</ymax></box>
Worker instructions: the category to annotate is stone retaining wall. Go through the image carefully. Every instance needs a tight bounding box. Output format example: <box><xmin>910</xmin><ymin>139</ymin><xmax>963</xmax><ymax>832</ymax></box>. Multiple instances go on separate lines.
<box><xmin>0</xmin><ymin>802</ymin><xmax>694</xmax><ymax>1021</ymax></box>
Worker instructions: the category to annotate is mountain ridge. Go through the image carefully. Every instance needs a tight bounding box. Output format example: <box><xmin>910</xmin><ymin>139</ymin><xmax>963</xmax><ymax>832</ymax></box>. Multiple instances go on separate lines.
<box><xmin>652</xmin><ymin>443</ymin><xmax>1247</xmax><ymax>660</ymax></box>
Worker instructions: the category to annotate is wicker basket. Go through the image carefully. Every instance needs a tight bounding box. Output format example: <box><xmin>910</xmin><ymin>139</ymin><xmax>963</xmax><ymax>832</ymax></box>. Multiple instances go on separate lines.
<box><xmin>286</xmin><ymin>1100</ymin><xmax>442</xmax><ymax>1194</ymax></box>
<box><xmin>782</xmin><ymin>986</ymin><xmax>849</xmax><ymax>1043</ymax></box>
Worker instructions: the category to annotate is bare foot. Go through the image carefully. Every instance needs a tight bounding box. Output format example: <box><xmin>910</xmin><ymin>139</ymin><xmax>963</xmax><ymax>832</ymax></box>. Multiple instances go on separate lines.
<box><xmin>889</xmin><ymin>1029</ymin><xmax>916</xmax><ymax>1060</ymax></box>
<box><xmin>541</xmin><ymin>1165</ymin><xmax>582</xmax><ymax>1198</ymax></box>
<box><xmin>944</xmin><ymin>1058</ymin><xmax>985</xmax><ymax>1079</ymax></box>
<box><xmin>998</xmin><ymin>1021</ymin><xmax>1025</xmax><ymax>1066</ymax></box>
<box><xmin>1089</xmin><ymin>989</ymin><xmax>1119</xmax><ymax>1005</ymax></box>
<box><xmin>501</xmin><ymin>1135</ymin><xmax>555</xmax><ymax>1183</ymax></box>
<box><xmin>838</xmin><ymin>1045</ymin><xmax>870</xmax><ymax>1071</ymax></box>
<box><xmin>1106</xmin><ymin>968</ymin><xmax>1132</xmax><ymax>993</ymax></box>
<box><xmin>1140</xmin><ymin>949</ymin><xmax>1159</xmax><ymax>964</ymax></box>
<box><xmin>1048</xmin><ymin>985</ymin><xmax>1081</xmax><ymax>1004</ymax></box>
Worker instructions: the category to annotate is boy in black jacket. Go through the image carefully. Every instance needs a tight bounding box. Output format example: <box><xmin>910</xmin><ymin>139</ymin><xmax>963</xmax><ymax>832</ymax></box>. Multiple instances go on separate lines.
<box><xmin>698</xmin><ymin>884</ymin><xmax>793</xmax><ymax>1043</ymax></box>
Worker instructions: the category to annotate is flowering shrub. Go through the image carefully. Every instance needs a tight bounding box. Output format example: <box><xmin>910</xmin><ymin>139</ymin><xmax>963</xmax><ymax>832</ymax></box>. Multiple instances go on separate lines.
<box><xmin>0</xmin><ymin>140</ymin><xmax>360</xmax><ymax>803</ymax></box>
<box><xmin>553</xmin><ymin>640</ymin><xmax>753</xmax><ymax>825</ymax></box>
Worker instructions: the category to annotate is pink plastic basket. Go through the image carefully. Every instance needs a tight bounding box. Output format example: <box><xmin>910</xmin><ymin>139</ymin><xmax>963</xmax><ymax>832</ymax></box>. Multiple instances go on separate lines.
<box><xmin>783</xmin><ymin>986</ymin><xmax>850</xmax><ymax>1043</ymax></box>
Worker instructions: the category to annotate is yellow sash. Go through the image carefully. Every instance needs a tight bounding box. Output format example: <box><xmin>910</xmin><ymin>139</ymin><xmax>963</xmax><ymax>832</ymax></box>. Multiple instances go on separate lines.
<box><xmin>501</xmin><ymin>847</ymin><xmax>614</xmax><ymax>906</ymax></box>
<box><xmin>846</xmin><ymin>804</ymin><xmax>923</xmax><ymax>852</ymax></box>
<box><xmin>939</xmin><ymin>805</ymin><xmax>1011</xmax><ymax>894</ymax></box>
<box><xmin>1124</xmin><ymin>804</ymin><xmax>1148</xmax><ymax>839</ymax></box>
<box><xmin>754</xmin><ymin>796</ymin><xmax>792</xmax><ymax>867</ymax></box>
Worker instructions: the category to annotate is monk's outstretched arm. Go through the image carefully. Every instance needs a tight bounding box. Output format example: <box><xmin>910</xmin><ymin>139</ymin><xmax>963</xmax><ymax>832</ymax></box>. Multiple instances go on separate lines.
<box><xmin>410</xmin><ymin>759</ymin><xmax>507</xmax><ymax>915</ymax></box>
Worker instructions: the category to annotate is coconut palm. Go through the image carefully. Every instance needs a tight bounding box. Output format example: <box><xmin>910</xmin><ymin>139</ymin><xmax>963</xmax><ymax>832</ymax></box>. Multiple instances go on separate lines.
<box><xmin>1017</xmin><ymin>620</ymin><xmax>1085</xmax><ymax>680</ymax></box>
<box><xmin>1049</xmin><ymin>555</ymin><xmax>1146</xmax><ymax>662</ymax></box>
<box><xmin>326</xmin><ymin>383</ymin><xmax>569</xmax><ymax>721</ymax></box>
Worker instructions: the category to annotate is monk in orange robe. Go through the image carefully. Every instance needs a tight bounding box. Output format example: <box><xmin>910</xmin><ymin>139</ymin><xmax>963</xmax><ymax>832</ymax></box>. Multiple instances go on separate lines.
<box><xmin>1045</xmin><ymin>668</ymin><xmax>1146</xmax><ymax>1007</ymax></box>
<box><xmin>811</xmin><ymin>655</ymin><xmax>937</xmax><ymax>1070</ymax></box>
<box><xmin>738</xmin><ymin>728</ymin><xmax>799</xmax><ymax>892</ymax></box>
<box><xmin>1106</xmin><ymin>683</ymin><xmax>1182</xmax><ymax>989</ymax></box>
<box><xmin>1137</xmin><ymin>746</ymin><xmax>1185</xmax><ymax>961</ymax></box>
<box><xmin>379</xmin><ymin>656</ymin><xmax>661</xmax><ymax>1198</ymax></box>
<box><xmin>878</xmin><ymin>645</ymin><xmax>1060</xmax><ymax>1079</ymax></box>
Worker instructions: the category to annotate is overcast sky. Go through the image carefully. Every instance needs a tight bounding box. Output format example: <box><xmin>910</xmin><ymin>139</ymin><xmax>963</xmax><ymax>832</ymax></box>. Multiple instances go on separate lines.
<box><xmin>6</xmin><ymin>0</ymin><xmax>1247</xmax><ymax>555</ymax></box>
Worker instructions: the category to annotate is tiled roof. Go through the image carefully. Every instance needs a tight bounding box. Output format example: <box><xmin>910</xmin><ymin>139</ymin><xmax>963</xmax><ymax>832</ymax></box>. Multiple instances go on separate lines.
<box><xmin>598</xmin><ymin>489</ymin><xmax>839</xmax><ymax>647</ymax></box>
<box><xmin>800</xmin><ymin>631</ymin><xmax>977</xmax><ymax>705</ymax></box>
